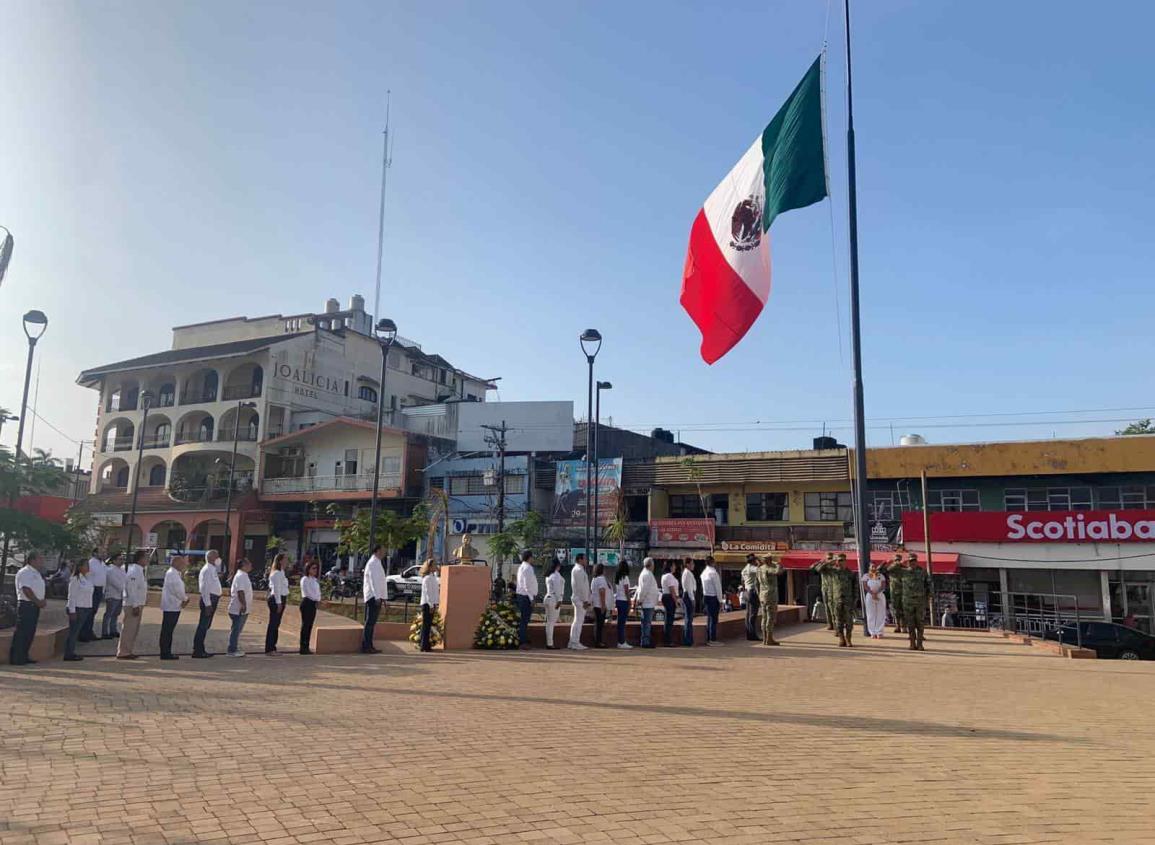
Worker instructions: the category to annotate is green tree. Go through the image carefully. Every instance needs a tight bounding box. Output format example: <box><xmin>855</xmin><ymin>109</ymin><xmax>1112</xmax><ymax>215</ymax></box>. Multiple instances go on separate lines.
<box><xmin>1117</xmin><ymin>419</ymin><xmax>1155</xmax><ymax>435</ymax></box>
<box><xmin>681</xmin><ymin>456</ymin><xmax>711</xmax><ymax>521</ymax></box>
<box><xmin>330</xmin><ymin>502</ymin><xmax>431</xmax><ymax>567</ymax></box>
<box><xmin>602</xmin><ymin>503</ymin><xmax>630</xmax><ymax>559</ymax></box>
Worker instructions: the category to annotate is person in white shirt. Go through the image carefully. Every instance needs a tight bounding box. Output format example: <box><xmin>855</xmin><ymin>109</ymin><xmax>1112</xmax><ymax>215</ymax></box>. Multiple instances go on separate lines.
<box><xmin>700</xmin><ymin>556</ymin><xmax>724</xmax><ymax>646</ymax></box>
<box><xmin>612</xmin><ymin>561</ymin><xmax>633</xmax><ymax>650</ymax></box>
<box><xmin>192</xmin><ymin>550</ymin><xmax>223</xmax><ymax>658</ymax></box>
<box><xmin>361</xmin><ymin>544</ymin><xmax>387</xmax><ymax>654</ymax></box>
<box><xmin>589</xmin><ymin>563</ymin><xmax>611</xmax><ymax>649</ymax></box>
<box><xmin>117</xmin><ymin>550</ymin><xmax>149</xmax><ymax>660</ymax></box>
<box><xmin>264</xmin><ymin>553</ymin><xmax>290</xmax><ymax>655</ymax></box>
<box><xmin>680</xmin><ymin>558</ymin><xmax>698</xmax><ymax>646</ymax></box>
<box><xmin>740</xmin><ymin>553</ymin><xmax>761</xmax><ymax>642</ymax></box>
<box><xmin>660</xmin><ymin>561</ymin><xmax>681</xmax><ymax>647</ymax></box>
<box><xmin>159</xmin><ymin>556</ymin><xmax>190</xmax><ymax>660</ymax></box>
<box><xmin>418</xmin><ymin>559</ymin><xmax>440</xmax><ymax>653</ymax></box>
<box><xmin>64</xmin><ymin>559</ymin><xmax>95</xmax><ymax>662</ymax></box>
<box><xmin>543</xmin><ymin>560</ymin><xmax>565</xmax><ymax>650</ymax></box>
<box><xmin>514</xmin><ymin>549</ymin><xmax>538</xmax><ymax>650</ymax></box>
<box><xmin>9</xmin><ymin>551</ymin><xmax>47</xmax><ymax>666</ymax></box>
<box><xmin>635</xmin><ymin>558</ymin><xmax>661</xmax><ymax>649</ymax></box>
<box><xmin>101</xmin><ymin>553</ymin><xmax>127</xmax><ymax>640</ymax></box>
<box><xmin>568</xmin><ymin>554</ymin><xmax>591</xmax><ymax>650</ymax></box>
<box><xmin>227</xmin><ymin>558</ymin><xmax>254</xmax><ymax>657</ymax></box>
<box><xmin>298</xmin><ymin>561</ymin><xmax>322</xmax><ymax>655</ymax></box>
<box><xmin>79</xmin><ymin>547</ymin><xmax>106</xmax><ymax>642</ymax></box>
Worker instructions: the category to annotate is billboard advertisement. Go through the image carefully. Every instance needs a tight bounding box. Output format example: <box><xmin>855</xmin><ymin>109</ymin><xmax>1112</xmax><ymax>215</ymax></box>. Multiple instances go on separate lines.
<box><xmin>649</xmin><ymin>519</ymin><xmax>715</xmax><ymax>549</ymax></box>
<box><xmin>553</xmin><ymin>458</ymin><xmax>622</xmax><ymax>527</ymax></box>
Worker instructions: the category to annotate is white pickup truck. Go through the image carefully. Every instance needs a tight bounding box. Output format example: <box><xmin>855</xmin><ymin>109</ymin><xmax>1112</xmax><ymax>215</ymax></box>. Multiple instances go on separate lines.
<box><xmin>385</xmin><ymin>565</ymin><xmax>423</xmax><ymax>600</ymax></box>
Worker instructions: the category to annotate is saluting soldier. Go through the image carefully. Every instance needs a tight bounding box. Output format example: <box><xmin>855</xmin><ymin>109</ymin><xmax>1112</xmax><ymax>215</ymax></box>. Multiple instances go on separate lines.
<box><xmin>812</xmin><ymin>554</ymin><xmax>856</xmax><ymax>647</ymax></box>
<box><xmin>811</xmin><ymin>552</ymin><xmax>837</xmax><ymax>630</ymax></box>
<box><xmin>901</xmin><ymin>552</ymin><xmax>933</xmax><ymax>651</ymax></box>
<box><xmin>756</xmin><ymin>554</ymin><xmax>783</xmax><ymax>646</ymax></box>
<box><xmin>885</xmin><ymin>553</ymin><xmax>906</xmax><ymax>633</ymax></box>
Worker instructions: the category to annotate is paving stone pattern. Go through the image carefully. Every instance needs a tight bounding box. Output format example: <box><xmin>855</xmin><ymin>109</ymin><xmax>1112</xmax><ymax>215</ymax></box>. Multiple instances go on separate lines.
<box><xmin>3</xmin><ymin>623</ymin><xmax>1155</xmax><ymax>844</ymax></box>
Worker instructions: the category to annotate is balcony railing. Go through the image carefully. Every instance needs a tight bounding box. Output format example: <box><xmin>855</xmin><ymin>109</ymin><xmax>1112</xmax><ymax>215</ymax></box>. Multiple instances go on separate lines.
<box><xmin>216</xmin><ymin>428</ymin><xmax>259</xmax><ymax>443</ymax></box>
<box><xmin>141</xmin><ymin>435</ymin><xmax>171</xmax><ymax>449</ymax></box>
<box><xmin>179</xmin><ymin>390</ymin><xmax>218</xmax><ymax>406</ymax></box>
<box><xmin>174</xmin><ymin>430</ymin><xmax>214</xmax><ymax>445</ymax></box>
<box><xmin>222</xmin><ymin>384</ymin><xmax>262</xmax><ymax>401</ymax></box>
<box><xmin>261</xmin><ymin>472</ymin><xmax>402</xmax><ymax>496</ymax></box>
<box><xmin>110</xmin><ymin>436</ymin><xmax>135</xmax><ymax>452</ymax></box>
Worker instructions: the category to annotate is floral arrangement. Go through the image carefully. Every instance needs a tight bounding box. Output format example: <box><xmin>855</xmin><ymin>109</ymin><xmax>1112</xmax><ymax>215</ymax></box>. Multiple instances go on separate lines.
<box><xmin>409</xmin><ymin>608</ymin><xmax>444</xmax><ymax>649</ymax></box>
<box><xmin>473</xmin><ymin>601</ymin><xmax>521</xmax><ymax>650</ymax></box>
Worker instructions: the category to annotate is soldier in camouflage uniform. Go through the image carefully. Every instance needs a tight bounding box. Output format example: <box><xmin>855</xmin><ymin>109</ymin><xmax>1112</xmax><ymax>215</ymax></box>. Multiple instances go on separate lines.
<box><xmin>900</xmin><ymin>552</ymin><xmax>933</xmax><ymax>650</ymax></box>
<box><xmin>884</xmin><ymin>553</ymin><xmax>905</xmax><ymax>633</ymax></box>
<box><xmin>812</xmin><ymin>554</ymin><xmax>856</xmax><ymax>647</ymax></box>
<box><xmin>756</xmin><ymin>554</ymin><xmax>783</xmax><ymax>646</ymax></box>
<box><xmin>812</xmin><ymin>552</ymin><xmax>837</xmax><ymax>630</ymax></box>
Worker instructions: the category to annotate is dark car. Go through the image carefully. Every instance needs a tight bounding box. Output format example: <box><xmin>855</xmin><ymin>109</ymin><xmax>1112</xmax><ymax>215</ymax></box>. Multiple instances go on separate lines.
<box><xmin>1044</xmin><ymin>621</ymin><xmax>1155</xmax><ymax>660</ymax></box>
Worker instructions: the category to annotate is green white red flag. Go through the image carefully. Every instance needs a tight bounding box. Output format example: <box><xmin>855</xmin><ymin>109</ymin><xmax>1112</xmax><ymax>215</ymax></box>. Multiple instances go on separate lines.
<box><xmin>680</xmin><ymin>56</ymin><xmax>828</xmax><ymax>364</ymax></box>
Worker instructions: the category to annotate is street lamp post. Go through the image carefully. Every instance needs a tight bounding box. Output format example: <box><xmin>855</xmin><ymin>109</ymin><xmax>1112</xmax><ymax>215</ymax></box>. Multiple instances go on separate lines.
<box><xmin>367</xmin><ymin>318</ymin><xmax>397</xmax><ymax>573</ymax></box>
<box><xmin>593</xmin><ymin>380</ymin><xmax>612</xmax><ymax>568</ymax></box>
<box><xmin>1</xmin><ymin>310</ymin><xmax>48</xmax><ymax>581</ymax></box>
<box><xmin>125</xmin><ymin>391</ymin><xmax>154</xmax><ymax>559</ymax></box>
<box><xmin>219</xmin><ymin>400</ymin><xmax>257</xmax><ymax>573</ymax></box>
<box><xmin>579</xmin><ymin>329</ymin><xmax>602</xmax><ymax>565</ymax></box>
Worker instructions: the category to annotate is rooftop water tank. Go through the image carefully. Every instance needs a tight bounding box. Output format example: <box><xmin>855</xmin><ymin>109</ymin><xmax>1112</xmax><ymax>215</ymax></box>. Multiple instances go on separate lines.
<box><xmin>899</xmin><ymin>433</ymin><xmax>927</xmax><ymax>446</ymax></box>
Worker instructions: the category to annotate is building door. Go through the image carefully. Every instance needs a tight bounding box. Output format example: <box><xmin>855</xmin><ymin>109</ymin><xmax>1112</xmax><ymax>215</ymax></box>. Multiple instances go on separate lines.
<box><xmin>1110</xmin><ymin>576</ymin><xmax>1154</xmax><ymax>635</ymax></box>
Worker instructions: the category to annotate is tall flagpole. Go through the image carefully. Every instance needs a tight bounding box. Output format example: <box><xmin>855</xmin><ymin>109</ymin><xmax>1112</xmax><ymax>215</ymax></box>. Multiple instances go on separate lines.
<box><xmin>372</xmin><ymin>91</ymin><xmax>393</xmax><ymax>324</ymax></box>
<box><xmin>844</xmin><ymin>0</ymin><xmax>872</xmax><ymax>621</ymax></box>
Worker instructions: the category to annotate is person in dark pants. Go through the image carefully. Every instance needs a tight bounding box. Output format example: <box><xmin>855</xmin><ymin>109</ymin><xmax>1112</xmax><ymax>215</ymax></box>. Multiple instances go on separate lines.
<box><xmin>590</xmin><ymin>563</ymin><xmax>610</xmax><ymax>648</ymax></box>
<box><xmin>159</xmin><ymin>556</ymin><xmax>190</xmax><ymax>660</ymax></box>
<box><xmin>418</xmin><ymin>559</ymin><xmax>440</xmax><ymax>652</ymax></box>
<box><xmin>79</xmin><ymin>548</ymin><xmax>105</xmax><ymax>642</ymax></box>
<box><xmin>680</xmin><ymin>558</ymin><xmax>697</xmax><ymax>646</ymax></box>
<box><xmin>265</xmin><ymin>553</ymin><xmax>289</xmax><ymax>655</ymax></box>
<box><xmin>660</xmin><ymin>561</ymin><xmax>680</xmax><ymax>647</ymax></box>
<box><xmin>64</xmin><ymin>559</ymin><xmax>94</xmax><ymax>662</ymax></box>
<box><xmin>741</xmin><ymin>554</ymin><xmax>761</xmax><ymax>641</ymax></box>
<box><xmin>192</xmin><ymin>550</ymin><xmax>223</xmax><ymax>658</ymax></box>
<box><xmin>298</xmin><ymin>560</ymin><xmax>321</xmax><ymax>655</ymax></box>
<box><xmin>513</xmin><ymin>549</ymin><xmax>538</xmax><ymax>650</ymax></box>
<box><xmin>10</xmin><ymin>551</ymin><xmax>48</xmax><ymax>666</ymax></box>
<box><xmin>361</xmin><ymin>544</ymin><xmax>386</xmax><ymax>654</ymax></box>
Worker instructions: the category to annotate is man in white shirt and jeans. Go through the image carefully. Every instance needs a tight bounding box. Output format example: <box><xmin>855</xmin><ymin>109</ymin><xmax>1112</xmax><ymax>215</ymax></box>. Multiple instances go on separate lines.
<box><xmin>700</xmin><ymin>556</ymin><xmax>725</xmax><ymax>645</ymax></box>
<box><xmin>680</xmin><ymin>558</ymin><xmax>698</xmax><ymax>646</ymax></box>
<box><xmin>514</xmin><ymin>549</ymin><xmax>538</xmax><ymax>650</ymax></box>
<box><xmin>361</xmin><ymin>544</ymin><xmax>387</xmax><ymax>654</ymax></box>
<box><xmin>80</xmin><ymin>548</ymin><xmax>106</xmax><ymax>642</ymax></box>
<box><xmin>159</xmin><ymin>556</ymin><xmax>190</xmax><ymax>660</ymax></box>
<box><xmin>9</xmin><ymin>551</ymin><xmax>47</xmax><ymax>666</ymax></box>
<box><xmin>193</xmin><ymin>550</ymin><xmax>223</xmax><ymax>658</ymax></box>
<box><xmin>101</xmin><ymin>553</ymin><xmax>127</xmax><ymax>639</ymax></box>
<box><xmin>568</xmin><ymin>553</ymin><xmax>591</xmax><ymax>650</ymax></box>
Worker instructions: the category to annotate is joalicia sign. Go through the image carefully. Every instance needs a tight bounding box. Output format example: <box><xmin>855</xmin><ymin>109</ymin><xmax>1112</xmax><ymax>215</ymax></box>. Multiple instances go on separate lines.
<box><xmin>903</xmin><ymin>510</ymin><xmax>1155</xmax><ymax>544</ymax></box>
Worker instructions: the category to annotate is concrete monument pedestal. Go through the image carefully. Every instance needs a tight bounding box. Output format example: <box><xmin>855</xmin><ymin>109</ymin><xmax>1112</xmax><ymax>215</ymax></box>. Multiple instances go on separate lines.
<box><xmin>439</xmin><ymin>564</ymin><xmax>491</xmax><ymax>650</ymax></box>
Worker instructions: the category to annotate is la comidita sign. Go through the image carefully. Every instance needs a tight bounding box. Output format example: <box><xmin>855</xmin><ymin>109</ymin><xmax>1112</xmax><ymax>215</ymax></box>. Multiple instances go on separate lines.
<box><xmin>902</xmin><ymin>510</ymin><xmax>1155</xmax><ymax>544</ymax></box>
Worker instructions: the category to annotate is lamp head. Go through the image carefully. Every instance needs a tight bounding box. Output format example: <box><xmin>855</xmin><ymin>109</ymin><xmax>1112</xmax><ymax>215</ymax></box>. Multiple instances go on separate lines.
<box><xmin>597</xmin><ymin>381</ymin><xmax>612</xmax><ymax>391</ymax></box>
<box><xmin>22</xmin><ymin>309</ymin><xmax>47</xmax><ymax>341</ymax></box>
<box><xmin>579</xmin><ymin>328</ymin><xmax>602</xmax><ymax>360</ymax></box>
<box><xmin>139</xmin><ymin>390</ymin><xmax>154</xmax><ymax>410</ymax></box>
<box><xmin>375</xmin><ymin>318</ymin><xmax>397</xmax><ymax>345</ymax></box>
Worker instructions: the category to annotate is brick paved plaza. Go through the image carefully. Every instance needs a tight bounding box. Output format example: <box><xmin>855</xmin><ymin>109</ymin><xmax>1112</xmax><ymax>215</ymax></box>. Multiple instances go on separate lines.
<box><xmin>3</xmin><ymin>619</ymin><xmax>1155</xmax><ymax>845</ymax></box>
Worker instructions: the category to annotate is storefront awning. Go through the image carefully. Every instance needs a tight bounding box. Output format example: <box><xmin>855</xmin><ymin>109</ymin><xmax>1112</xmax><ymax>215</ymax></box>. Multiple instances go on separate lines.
<box><xmin>779</xmin><ymin>550</ymin><xmax>959</xmax><ymax>575</ymax></box>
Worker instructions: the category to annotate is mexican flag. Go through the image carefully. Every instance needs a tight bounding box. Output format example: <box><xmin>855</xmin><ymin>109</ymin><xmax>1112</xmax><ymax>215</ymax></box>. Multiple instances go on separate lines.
<box><xmin>680</xmin><ymin>56</ymin><xmax>828</xmax><ymax>364</ymax></box>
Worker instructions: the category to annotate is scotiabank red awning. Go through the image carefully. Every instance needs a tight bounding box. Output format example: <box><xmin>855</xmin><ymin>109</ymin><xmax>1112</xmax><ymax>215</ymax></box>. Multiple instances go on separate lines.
<box><xmin>780</xmin><ymin>550</ymin><xmax>959</xmax><ymax>575</ymax></box>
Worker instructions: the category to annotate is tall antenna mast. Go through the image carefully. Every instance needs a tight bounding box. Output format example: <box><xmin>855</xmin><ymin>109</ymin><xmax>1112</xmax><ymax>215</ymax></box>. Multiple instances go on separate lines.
<box><xmin>372</xmin><ymin>91</ymin><xmax>394</xmax><ymax>324</ymax></box>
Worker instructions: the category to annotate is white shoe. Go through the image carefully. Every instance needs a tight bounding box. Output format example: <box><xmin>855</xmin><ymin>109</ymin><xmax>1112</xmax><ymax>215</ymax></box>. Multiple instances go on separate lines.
<box><xmin>569</xmin><ymin>643</ymin><xmax>588</xmax><ymax>650</ymax></box>
<box><xmin>616</xmin><ymin>643</ymin><xmax>633</xmax><ymax>649</ymax></box>
<box><xmin>227</xmin><ymin>651</ymin><xmax>245</xmax><ymax>657</ymax></box>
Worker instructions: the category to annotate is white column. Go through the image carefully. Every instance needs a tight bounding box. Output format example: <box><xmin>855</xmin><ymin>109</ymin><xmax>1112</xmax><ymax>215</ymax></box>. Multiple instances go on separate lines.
<box><xmin>1100</xmin><ymin>570</ymin><xmax>1112</xmax><ymax>622</ymax></box>
<box><xmin>999</xmin><ymin>567</ymin><xmax>1011</xmax><ymax>629</ymax></box>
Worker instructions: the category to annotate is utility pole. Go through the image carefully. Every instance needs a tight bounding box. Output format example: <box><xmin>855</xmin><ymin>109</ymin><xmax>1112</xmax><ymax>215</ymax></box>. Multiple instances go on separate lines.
<box><xmin>481</xmin><ymin>421</ymin><xmax>508</xmax><ymax>584</ymax></box>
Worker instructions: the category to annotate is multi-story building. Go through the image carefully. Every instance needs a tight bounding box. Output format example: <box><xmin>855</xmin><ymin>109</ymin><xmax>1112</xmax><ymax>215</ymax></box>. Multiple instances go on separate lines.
<box><xmin>76</xmin><ymin>295</ymin><xmax>493</xmax><ymax>564</ymax></box>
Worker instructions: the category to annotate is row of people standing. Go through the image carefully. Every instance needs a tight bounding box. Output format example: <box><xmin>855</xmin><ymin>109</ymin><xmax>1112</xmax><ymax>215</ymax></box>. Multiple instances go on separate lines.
<box><xmin>8</xmin><ymin>548</ymin><xmax>323</xmax><ymax>665</ymax></box>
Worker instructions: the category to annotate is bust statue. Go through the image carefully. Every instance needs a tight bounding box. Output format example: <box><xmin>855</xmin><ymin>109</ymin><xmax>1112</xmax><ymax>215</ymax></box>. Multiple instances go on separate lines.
<box><xmin>453</xmin><ymin>533</ymin><xmax>477</xmax><ymax>564</ymax></box>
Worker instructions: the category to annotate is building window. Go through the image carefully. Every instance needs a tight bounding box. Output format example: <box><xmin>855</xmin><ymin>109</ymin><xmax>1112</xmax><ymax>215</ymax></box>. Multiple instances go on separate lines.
<box><xmin>668</xmin><ymin>494</ymin><xmax>707</xmax><ymax>518</ymax></box>
<box><xmin>157</xmin><ymin>383</ymin><xmax>175</xmax><ymax>407</ymax></box>
<box><xmin>927</xmin><ymin>489</ymin><xmax>980</xmax><ymax>513</ymax></box>
<box><xmin>148</xmin><ymin>465</ymin><xmax>166</xmax><ymax>487</ymax></box>
<box><xmin>746</xmin><ymin>492</ymin><xmax>789</xmax><ymax>522</ymax></box>
<box><xmin>344</xmin><ymin>449</ymin><xmax>359</xmax><ymax>476</ymax></box>
<box><xmin>358</xmin><ymin>385</ymin><xmax>378</xmax><ymax>403</ymax></box>
<box><xmin>804</xmin><ymin>491</ymin><xmax>853</xmax><ymax>522</ymax></box>
<box><xmin>868</xmin><ymin>489</ymin><xmax>911</xmax><ymax>520</ymax></box>
<box><xmin>504</xmin><ymin>474</ymin><xmax>526</xmax><ymax>494</ymax></box>
<box><xmin>450</xmin><ymin>474</ymin><xmax>488</xmax><ymax>496</ymax></box>
<box><xmin>429</xmin><ymin>476</ymin><xmax>444</xmax><ymax>490</ymax></box>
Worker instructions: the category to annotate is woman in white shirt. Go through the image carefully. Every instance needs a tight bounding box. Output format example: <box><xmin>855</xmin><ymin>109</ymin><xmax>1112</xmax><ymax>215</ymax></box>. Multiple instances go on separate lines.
<box><xmin>298</xmin><ymin>561</ymin><xmax>321</xmax><ymax>655</ymax></box>
<box><xmin>612</xmin><ymin>561</ymin><xmax>633</xmax><ymax>650</ymax></box>
<box><xmin>589</xmin><ymin>564</ymin><xmax>610</xmax><ymax>649</ymax></box>
<box><xmin>64</xmin><ymin>560</ymin><xmax>94</xmax><ymax>662</ymax></box>
<box><xmin>264</xmin><ymin>553</ymin><xmax>290</xmax><ymax>655</ymax></box>
<box><xmin>227</xmin><ymin>558</ymin><xmax>253</xmax><ymax>657</ymax></box>
<box><xmin>543</xmin><ymin>561</ymin><xmax>565</xmax><ymax>650</ymax></box>
<box><xmin>418</xmin><ymin>559</ymin><xmax>440</xmax><ymax>653</ymax></box>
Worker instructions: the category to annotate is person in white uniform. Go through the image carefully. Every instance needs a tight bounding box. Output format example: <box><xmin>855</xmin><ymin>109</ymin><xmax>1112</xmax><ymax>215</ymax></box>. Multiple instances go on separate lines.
<box><xmin>159</xmin><ymin>556</ymin><xmax>190</xmax><ymax>660</ymax></box>
<box><xmin>700</xmin><ymin>557</ymin><xmax>724</xmax><ymax>646</ymax></box>
<box><xmin>361</xmin><ymin>544</ymin><xmax>387</xmax><ymax>654</ymax></box>
<box><xmin>514</xmin><ymin>549</ymin><xmax>538</xmax><ymax>650</ymax></box>
<box><xmin>227</xmin><ymin>558</ymin><xmax>253</xmax><ymax>657</ymax></box>
<box><xmin>79</xmin><ymin>548</ymin><xmax>105</xmax><ymax>642</ymax></box>
<box><xmin>680</xmin><ymin>559</ymin><xmax>698</xmax><ymax>646</ymax></box>
<box><xmin>862</xmin><ymin>561</ymin><xmax>888</xmax><ymax>639</ymax></box>
<box><xmin>298</xmin><ymin>561</ymin><xmax>322</xmax><ymax>655</ymax></box>
<box><xmin>101</xmin><ymin>552</ymin><xmax>127</xmax><ymax>640</ymax></box>
<box><xmin>9</xmin><ymin>551</ymin><xmax>47</xmax><ymax>666</ymax></box>
<box><xmin>568</xmin><ymin>553</ymin><xmax>591</xmax><ymax>650</ymax></box>
<box><xmin>117</xmin><ymin>550</ymin><xmax>149</xmax><ymax>660</ymax></box>
<box><xmin>418</xmin><ymin>559</ymin><xmax>440</xmax><ymax>652</ymax></box>
<box><xmin>193</xmin><ymin>550</ymin><xmax>223</xmax><ymax>658</ymax></box>
<box><xmin>543</xmin><ymin>560</ymin><xmax>565</xmax><ymax>649</ymax></box>
<box><xmin>635</xmin><ymin>558</ymin><xmax>660</xmax><ymax>649</ymax></box>
<box><xmin>264</xmin><ymin>553</ymin><xmax>290</xmax><ymax>655</ymax></box>
<box><xmin>64</xmin><ymin>559</ymin><xmax>94</xmax><ymax>662</ymax></box>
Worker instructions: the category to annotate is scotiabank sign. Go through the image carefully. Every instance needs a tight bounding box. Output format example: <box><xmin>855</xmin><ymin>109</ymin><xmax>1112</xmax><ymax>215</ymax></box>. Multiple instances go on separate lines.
<box><xmin>903</xmin><ymin>510</ymin><xmax>1155</xmax><ymax>544</ymax></box>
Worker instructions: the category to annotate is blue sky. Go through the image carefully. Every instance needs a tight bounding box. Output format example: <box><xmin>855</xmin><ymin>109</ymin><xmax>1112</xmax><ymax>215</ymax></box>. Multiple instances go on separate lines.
<box><xmin>2</xmin><ymin>1</ymin><xmax>1153</xmax><ymax>462</ymax></box>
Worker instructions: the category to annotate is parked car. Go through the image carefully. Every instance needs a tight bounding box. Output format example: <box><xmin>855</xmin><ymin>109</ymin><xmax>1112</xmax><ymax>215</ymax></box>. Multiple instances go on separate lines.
<box><xmin>385</xmin><ymin>565</ymin><xmax>422</xmax><ymax>600</ymax></box>
<box><xmin>1044</xmin><ymin>621</ymin><xmax>1155</xmax><ymax>660</ymax></box>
